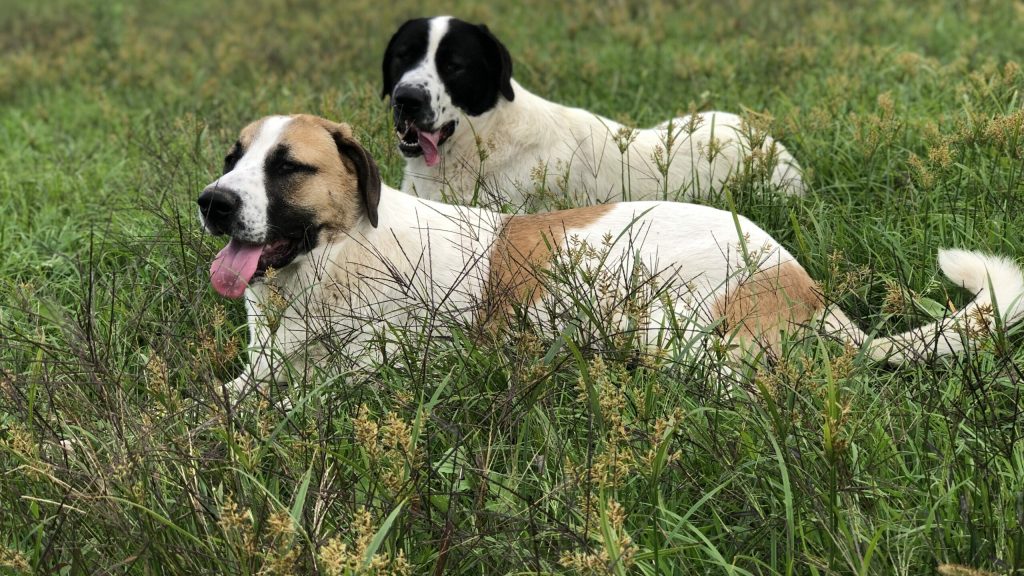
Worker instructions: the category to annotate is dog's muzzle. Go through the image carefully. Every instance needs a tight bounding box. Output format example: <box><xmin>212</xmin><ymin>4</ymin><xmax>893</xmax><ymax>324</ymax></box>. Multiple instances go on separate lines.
<box><xmin>391</xmin><ymin>83</ymin><xmax>456</xmax><ymax>166</ymax></box>
<box><xmin>197</xmin><ymin>187</ymin><xmax>241</xmax><ymax>235</ymax></box>
<box><xmin>391</xmin><ymin>84</ymin><xmax>432</xmax><ymax>126</ymax></box>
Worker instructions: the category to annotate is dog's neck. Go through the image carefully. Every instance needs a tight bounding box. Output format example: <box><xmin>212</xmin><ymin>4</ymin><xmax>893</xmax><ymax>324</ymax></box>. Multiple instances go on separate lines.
<box><xmin>396</xmin><ymin>80</ymin><xmax>549</xmax><ymax>170</ymax></box>
<box><xmin>376</xmin><ymin>184</ymin><xmax>500</xmax><ymax>230</ymax></box>
<box><xmin>337</xmin><ymin>185</ymin><xmax>503</xmax><ymax>262</ymax></box>
<box><xmin>450</xmin><ymin>79</ymin><xmax>552</xmax><ymax>146</ymax></box>
<box><xmin>283</xmin><ymin>184</ymin><xmax>501</xmax><ymax>310</ymax></box>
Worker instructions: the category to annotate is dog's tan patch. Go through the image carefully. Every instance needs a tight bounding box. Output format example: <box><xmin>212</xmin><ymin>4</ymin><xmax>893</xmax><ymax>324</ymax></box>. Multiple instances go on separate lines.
<box><xmin>278</xmin><ymin>116</ymin><xmax>364</xmax><ymax>235</ymax></box>
<box><xmin>712</xmin><ymin>260</ymin><xmax>823</xmax><ymax>357</ymax></box>
<box><xmin>238</xmin><ymin>118</ymin><xmax>268</xmax><ymax>148</ymax></box>
<box><xmin>482</xmin><ymin>204</ymin><xmax>614</xmax><ymax>329</ymax></box>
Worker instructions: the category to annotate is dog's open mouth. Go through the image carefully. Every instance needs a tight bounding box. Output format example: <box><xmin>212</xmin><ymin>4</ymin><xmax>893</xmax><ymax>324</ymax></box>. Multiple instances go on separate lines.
<box><xmin>209</xmin><ymin>237</ymin><xmax>303</xmax><ymax>299</ymax></box>
<box><xmin>396</xmin><ymin>120</ymin><xmax>456</xmax><ymax>167</ymax></box>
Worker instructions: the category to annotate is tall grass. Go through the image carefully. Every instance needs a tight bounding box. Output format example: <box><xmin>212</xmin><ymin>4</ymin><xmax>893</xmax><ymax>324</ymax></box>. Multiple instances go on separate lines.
<box><xmin>1</xmin><ymin>0</ymin><xmax>1023</xmax><ymax>573</ymax></box>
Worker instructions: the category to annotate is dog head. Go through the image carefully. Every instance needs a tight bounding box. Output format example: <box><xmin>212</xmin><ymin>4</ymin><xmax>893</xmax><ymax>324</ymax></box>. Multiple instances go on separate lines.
<box><xmin>197</xmin><ymin>114</ymin><xmax>381</xmax><ymax>298</ymax></box>
<box><xmin>381</xmin><ymin>16</ymin><xmax>514</xmax><ymax>166</ymax></box>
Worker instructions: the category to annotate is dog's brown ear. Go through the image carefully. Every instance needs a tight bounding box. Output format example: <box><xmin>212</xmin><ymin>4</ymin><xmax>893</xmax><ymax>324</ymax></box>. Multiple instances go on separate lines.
<box><xmin>332</xmin><ymin>129</ymin><xmax>382</xmax><ymax>228</ymax></box>
<box><xmin>476</xmin><ymin>23</ymin><xmax>514</xmax><ymax>102</ymax></box>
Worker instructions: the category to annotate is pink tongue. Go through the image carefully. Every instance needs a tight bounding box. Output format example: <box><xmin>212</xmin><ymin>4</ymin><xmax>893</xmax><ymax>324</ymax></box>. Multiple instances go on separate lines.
<box><xmin>419</xmin><ymin>130</ymin><xmax>442</xmax><ymax>167</ymax></box>
<box><xmin>209</xmin><ymin>239</ymin><xmax>263</xmax><ymax>299</ymax></box>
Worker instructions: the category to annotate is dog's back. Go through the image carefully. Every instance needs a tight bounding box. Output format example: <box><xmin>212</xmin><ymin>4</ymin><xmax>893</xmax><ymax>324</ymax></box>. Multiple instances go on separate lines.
<box><xmin>382</xmin><ymin>16</ymin><xmax>806</xmax><ymax>207</ymax></box>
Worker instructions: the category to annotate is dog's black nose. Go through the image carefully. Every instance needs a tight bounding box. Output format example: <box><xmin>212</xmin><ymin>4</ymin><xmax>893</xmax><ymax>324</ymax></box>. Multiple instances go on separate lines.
<box><xmin>197</xmin><ymin>187</ymin><xmax>240</xmax><ymax>231</ymax></box>
<box><xmin>392</xmin><ymin>84</ymin><xmax>429</xmax><ymax>117</ymax></box>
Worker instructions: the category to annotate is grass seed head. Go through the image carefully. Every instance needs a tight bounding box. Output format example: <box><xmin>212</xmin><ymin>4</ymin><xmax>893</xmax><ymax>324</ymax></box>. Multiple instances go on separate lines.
<box><xmin>0</xmin><ymin>547</ymin><xmax>30</xmax><ymax>574</ymax></box>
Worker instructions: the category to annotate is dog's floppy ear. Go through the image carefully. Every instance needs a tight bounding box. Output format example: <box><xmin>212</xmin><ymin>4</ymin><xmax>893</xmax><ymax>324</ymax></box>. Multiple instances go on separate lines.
<box><xmin>331</xmin><ymin>128</ymin><xmax>382</xmax><ymax>228</ymax></box>
<box><xmin>476</xmin><ymin>23</ymin><xmax>515</xmax><ymax>102</ymax></box>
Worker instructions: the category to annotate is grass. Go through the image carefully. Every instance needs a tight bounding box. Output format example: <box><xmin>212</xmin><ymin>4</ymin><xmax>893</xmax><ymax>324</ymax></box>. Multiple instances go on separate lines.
<box><xmin>1</xmin><ymin>0</ymin><xmax>1023</xmax><ymax>573</ymax></box>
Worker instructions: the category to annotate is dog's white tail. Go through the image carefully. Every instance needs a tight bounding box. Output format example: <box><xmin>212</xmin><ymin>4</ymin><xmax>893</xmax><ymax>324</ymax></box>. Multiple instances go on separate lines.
<box><xmin>823</xmin><ymin>249</ymin><xmax>1024</xmax><ymax>364</ymax></box>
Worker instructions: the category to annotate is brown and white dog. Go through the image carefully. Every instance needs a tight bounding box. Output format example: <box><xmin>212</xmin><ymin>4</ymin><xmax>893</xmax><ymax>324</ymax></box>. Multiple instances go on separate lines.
<box><xmin>198</xmin><ymin>114</ymin><xmax>1024</xmax><ymax>391</ymax></box>
<box><xmin>382</xmin><ymin>16</ymin><xmax>805</xmax><ymax>207</ymax></box>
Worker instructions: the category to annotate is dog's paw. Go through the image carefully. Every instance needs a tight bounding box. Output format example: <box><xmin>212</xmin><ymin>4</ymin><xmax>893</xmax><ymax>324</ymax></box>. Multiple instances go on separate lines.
<box><xmin>225</xmin><ymin>375</ymin><xmax>251</xmax><ymax>394</ymax></box>
<box><xmin>221</xmin><ymin>372</ymin><xmax>296</xmax><ymax>411</ymax></box>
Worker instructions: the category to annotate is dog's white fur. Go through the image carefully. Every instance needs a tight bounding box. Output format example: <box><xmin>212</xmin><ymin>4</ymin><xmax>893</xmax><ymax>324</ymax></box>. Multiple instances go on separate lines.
<box><xmin>201</xmin><ymin>116</ymin><xmax>1024</xmax><ymax>393</ymax></box>
<box><xmin>396</xmin><ymin>17</ymin><xmax>805</xmax><ymax>207</ymax></box>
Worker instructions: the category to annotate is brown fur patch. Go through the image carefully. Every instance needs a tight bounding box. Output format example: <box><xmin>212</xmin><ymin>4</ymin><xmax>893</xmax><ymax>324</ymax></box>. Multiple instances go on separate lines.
<box><xmin>712</xmin><ymin>260</ymin><xmax>823</xmax><ymax>357</ymax></box>
<box><xmin>482</xmin><ymin>204</ymin><xmax>614</xmax><ymax>329</ymax></box>
<box><xmin>238</xmin><ymin>118</ymin><xmax>268</xmax><ymax>148</ymax></box>
<box><xmin>278</xmin><ymin>116</ymin><xmax>364</xmax><ymax>236</ymax></box>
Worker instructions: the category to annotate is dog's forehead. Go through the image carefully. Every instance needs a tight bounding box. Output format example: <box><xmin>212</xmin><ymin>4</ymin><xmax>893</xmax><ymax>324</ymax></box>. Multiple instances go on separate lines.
<box><xmin>428</xmin><ymin>17</ymin><xmax>454</xmax><ymax>57</ymax></box>
<box><xmin>279</xmin><ymin>115</ymin><xmax>349</xmax><ymax>163</ymax></box>
<box><xmin>388</xmin><ymin>16</ymin><xmax>450</xmax><ymax>64</ymax></box>
<box><xmin>235</xmin><ymin>115</ymin><xmax>291</xmax><ymax>158</ymax></box>
<box><xmin>395</xmin><ymin>17</ymin><xmax>434</xmax><ymax>44</ymax></box>
<box><xmin>438</xmin><ymin>18</ymin><xmax>484</xmax><ymax>52</ymax></box>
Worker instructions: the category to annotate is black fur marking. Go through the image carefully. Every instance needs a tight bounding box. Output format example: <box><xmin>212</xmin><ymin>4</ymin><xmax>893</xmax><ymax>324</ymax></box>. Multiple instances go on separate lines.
<box><xmin>223</xmin><ymin>141</ymin><xmax>243</xmax><ymax>174</ymax></box>
<box><xmin>381</xmin><ymin>18</ymin><xmax>431</xmax><ymax>99</ymax></box>
<box><xmin>436</xmin><ymin>20</ymin><xmax>514</xmax><ymax>114</ymax></box>
<box><xmin>263</xmin><ymin>145</ymin><xmax>320</xmax><ymax>258</ymax></box>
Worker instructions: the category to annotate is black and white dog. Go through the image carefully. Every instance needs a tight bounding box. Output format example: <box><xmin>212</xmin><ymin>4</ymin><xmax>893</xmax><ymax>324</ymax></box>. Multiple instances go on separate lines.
<box><xmin>382</xmin><ymin>16</ymin><xmax>805</xmax><ymax>207</ymax></box>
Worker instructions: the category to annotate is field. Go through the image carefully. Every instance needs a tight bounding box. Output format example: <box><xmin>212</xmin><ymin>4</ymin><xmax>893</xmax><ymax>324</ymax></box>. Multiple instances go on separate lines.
<box><xmin>2</xmin><ymin>0</ymin><xmax>1024</xmax><ymax>574</ymax></box>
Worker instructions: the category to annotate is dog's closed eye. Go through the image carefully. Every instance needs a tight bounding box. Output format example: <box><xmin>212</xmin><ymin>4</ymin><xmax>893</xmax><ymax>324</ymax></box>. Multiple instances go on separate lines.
<box><xmin>442</xmin><ymin>59</ymin><xmax>466</xmax><ymax>75</ymax></box>
<box><xmin>267</xmin><ymin>145</ymin><xmax>317</xmax><ymax>177</ymax></box>
<box><xmin>275</xmin><ymin>158</ymin><xmax>317</xmax><ymax>176</ymax></box>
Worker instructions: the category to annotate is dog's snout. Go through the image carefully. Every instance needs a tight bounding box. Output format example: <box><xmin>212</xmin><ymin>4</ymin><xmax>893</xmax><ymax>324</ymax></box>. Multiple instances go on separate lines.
<box><xmin>197</xmin><ymin>187</ymin><xmax>241</xmax><ymax>231</ymax></box>
<box><xmin>392</xmin><ymin>84</ymin><xmax>429</xmax><ymax>117</ymax></box>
